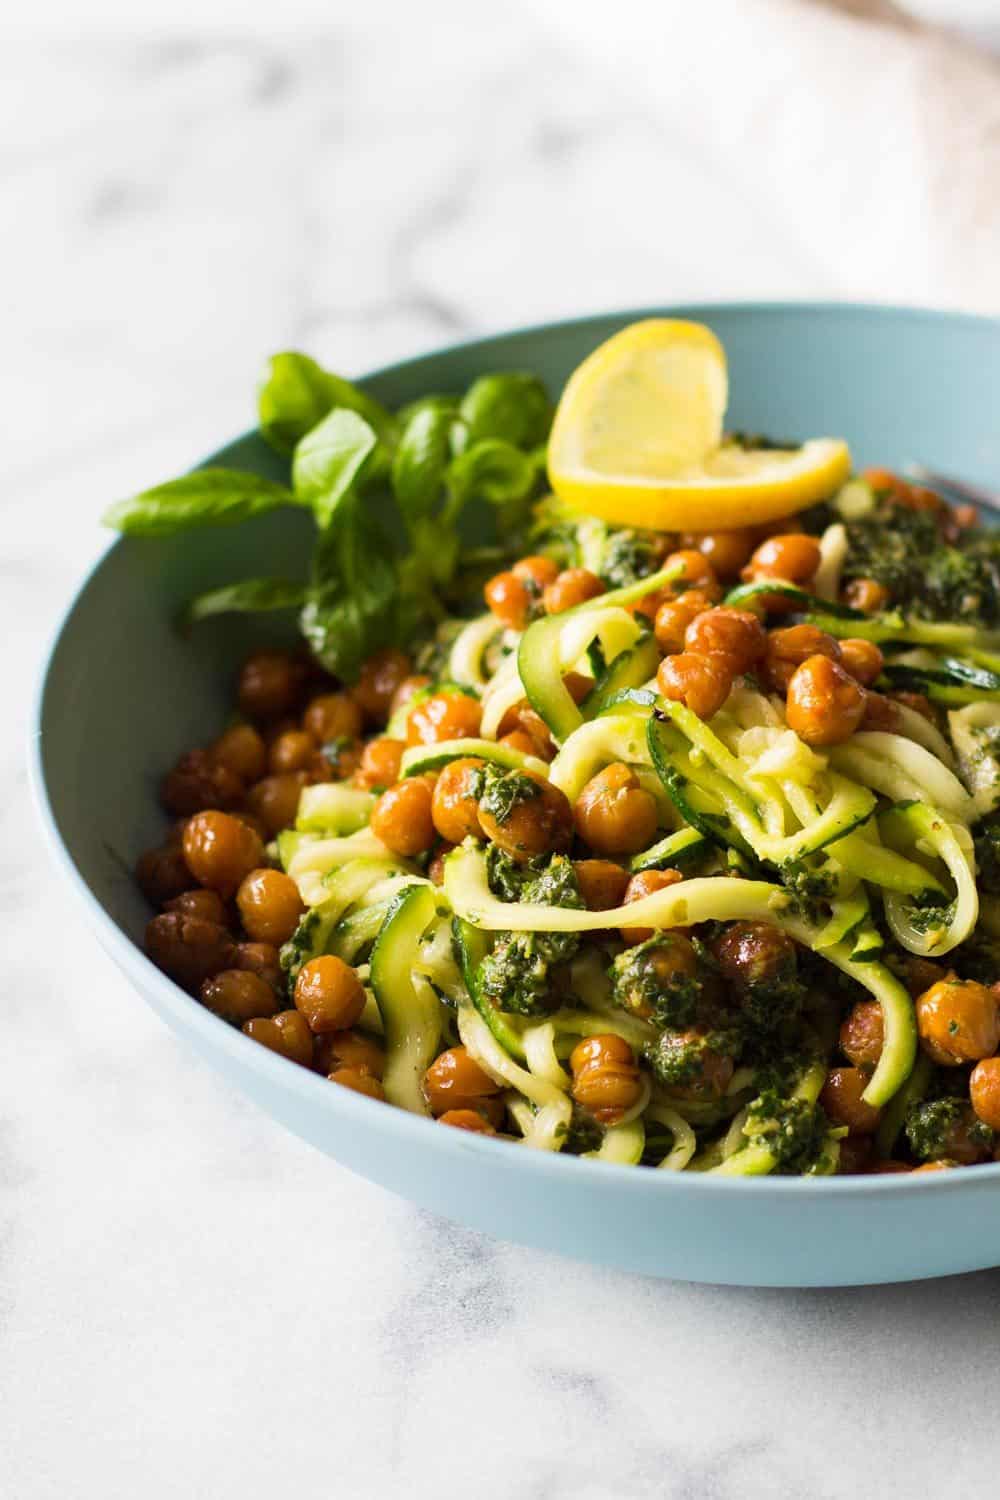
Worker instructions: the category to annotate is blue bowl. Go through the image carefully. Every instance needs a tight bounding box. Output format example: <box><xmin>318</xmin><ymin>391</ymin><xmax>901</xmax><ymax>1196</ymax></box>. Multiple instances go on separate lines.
<box><xmin>32</xmin><ymin>303</ymin><xmax>1000</xmax><ymax>1286</ymax></box>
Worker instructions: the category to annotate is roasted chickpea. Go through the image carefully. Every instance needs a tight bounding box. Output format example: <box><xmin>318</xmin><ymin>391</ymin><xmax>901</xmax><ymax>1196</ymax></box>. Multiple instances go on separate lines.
<box><xmin>245</xmin><ymin>771</ymin><xmax>309</xmax><ymax>836</ymax></box>
<box><xmin>837</xmin><ymin>1136</ymin><xmax>874</xmax><ymax>1175</ymax></box>
<box><xmin>915</xmin><ymin>976</ymin><xmax>1000</xmax><ymax>1066</ymax></box>
<box><xmin>484</xmin><ymin>570</ymin><xmax>534</xmax><ymax>630</ymax></box>
<box><xmin>406</xmin><ymin>691</ymin><xmax>482</xmax><ymax>747</ymax></box>
<box><xmin>662</xmin><ymin>549</ymin><xmax>722</xmax><ymax>601</ymax></box>
<box><xmin>314</xmin><ymin>1029</ymin><xmax>386</xmax><ymax>1080</ymax></box>
<box><xmin>371</xmin><ymin>776</ymin><xmax>437</xmax><ymax>856</ymax></box>
<box><xmin>163</xmin><ymin>888</ymin><xmax>229</xmax><ymax>926</ymax></box>
<box><xmin>819</xmin><ymin>1067</ymin><xmax>881</xmax><ymax>1134</ymax></box>
<box><xmin>201</xmin><ymin>969</ymin><xmax>279</xmax><ymax>1026</ymax></box>
<box><xmin>499</xmin><ymin>729</ymin><xmax>545</xmax><ymax>758</ymax></box>
<box><xmin>431</xmin><ymin>758</ymin><xmax>486</xmax><ymax>844</ymax></box>
<box><xmin>712</xmin><ymin>921</ymin><xmax>796</xmax><ymax>987</ymax></box>
<box><xmin>302</xmin><ymin>692</ymin><xmax>363</xmax><ymax>745</ymax></box>
<box><xmin>439</xmin><ymin>1108</ymin><xmax>497</xmax><ymax>1134</ymax></box>
<box><xmin>843</xmin><ymin>577</ymin><xmax>890</xmax><ymax>614</ymax></box>
<box><xmin>136</xmin><ymin>844</ymin><xmax>192</xmax><ymax>906</ymax></box>
<box><xmin>912</xmin><ymin>1160</ymin><xmax>955</xmax><ymax>1173</ymax></box>
<box><xmin>861</xmin><ymin>692</ymin><xmax>901</xmax><ymax>732</ymax></box>
<box><xmin>210</xmin><ymin>723</ymin><xmax>267</xmax><ymax>783</ymax></box>
<box><xmin>513</xmin><ymin>555</ymin><xmax>560</xmax><ymax>589</ymax></box>
<box><xmin>970</xmin><ymin>1057</ymin><xmax>1000</xmax><ymax>1132</ymax></box>
<box><xmin>352</xmin><ymin>647</ymin><xmax>412</xmax><ymax>724</ymax></box>
<box><xmin>427</xmin><ymin>845</ymin><xmax>454</xmax><ymax>886</ymax></box>
<box><xmin>653</xmin><ymin>589</ymin><xmax>715</xmax><ymax>654</ymax></box>
<box><xmin>356</xmin><ymin>736</ymin><xmax>405</xmax><ymax>791</ymax></box>
<box><xmin>785</xmin><ymin>655</ymin><xmax>867</xmax><ymax>746</ymax></box>
<box><xmin>838</xmin><ymin>638</ymin><xmax>884</xmax><ymax>687</ymax></box>
<box><xmin>657</xmin><ymin>651</ymin><xmax>734</xmax><ymax>720</ymax></box>
<box><xmin>477</xmin><ymin>770</ymin><xmax>573</xmax><ymax>862</ymax></box>
<box><xmin>744</xmin><ymin>533</ymin><xmax>822</xmax><ymax>585</ymax></box>
<box><xmin>423</xmin><ymin>1045</ymin><xmax>503</xmax><ymax>1117</ymax></box>
<box><xmin>869</xmin><ymin>1160</ymin><xmax>913</xmax><ymax>1175</ymax></box>
<box><xmin>839</xmin><ymin>1000</ymin><xmax>884</xmax><ymax>1068</ymax></box>
<box><xmin>182</xmin><ymin>810</ymin><xmax>264</xmax><ymax>896</ymax></box>
<box><xmin>681</xmin><ymin>528</ymin><xmax>756</xmax><ymax>580</ymax></box>
<box><xmin>893</xmin><ymin>955</ymin><xmax>946</xmax><ymax>999</ymax></box>
<box><xmin>267</xmin><ymin>728</ymin><xmax>315</xmax><ymax>774</ymax></box>
<box><xmin>310</xmin><ymin>737</ymin><xmax>362</xmax><ymax>783</ymax></box>
<box><xmin>389</xmin><ymin>673</ymin><xmax>431</xmax><ymax>719</ymax></box>
<box><xmin>574</xmin><ymin>859</ymin><xmax>630</xmax><ymax>912</ymax></box>
<box><xmin>562</xmin><ymin>671</ymin><xmax>594</xmax><ymax>705</ymax></box>
<box><xmin>242</xmin><ymin>1010</ymin><xmax>315</xmax><ymax>1066</ymax></box>
<box><xmin>573</xmin><ymin>763</ymin><xmax>659</xmax><ymax>856</ymax></box>
<box><xmin>762</xmin><ymin>624</ymin><xmax>842</xmax><ymax>693</ymax></box>
<box><xmin>294</xmin><ymin>955</ymin><xmax>366</xmax><ymax>1034</ymax></box>
<box><xmin>616</xmin><ymin>931</ymin><xmax>700</xmax><ymax>1015</ymax></box>
<box><xmin>889</xmin><ymin>690</ymin><xmax>939</xmax><ymax>726</ymax></box>
<box><xmin>232</xmin><ymin>941</ymin><xmax>284</xmax><ymax>993</ymax></box>
<box><xmin>330</xmin><ymin>1066</ymin><xmax>386</xmax><ymax>1100</ymax></box>
<box><xmin>238</xmin><ymin>650</ymin><xmax>307</xmax><ymax>722</ymax></box>
<box><xmin>160</xmin><ymin>749</ymin><xmax>244</xmax><ymax>816</ymax></box>
<box><xmin>570</xmin><ymin>1034</ymin><xmax>643</xmax><ymax>1125</ymax></box>
<box><xmin>236</xmin><ymin>868</ymin><xmax>304</xmax><ymax>945</ymax></box>
<box><xmin>495</xmin><ymin>703</ymin><xmax>556</xmax><ymax>761</ymax></box>
<box><xmin>542</xmin><ymin>568</ymin><xmax>606</xmax><ymax>614</ymax></box>
<box><xmin>684</xmin><ymin>607</ymin><xmax>766</xmax><ymax>674</ymax></box>
<box><xmin>619</xmin><ymin>868</ymin><xmax>684</xmax><ymax>944</ymax></box>
<box><xmin>145</xmin><ymin>912</ymin><xmax>235</xmax><ymax>991</ymax></box>
<box><xmin>654</xmin><ymin>1030</ymin><xmax>735</xmax><ymax>1100</ymax></box>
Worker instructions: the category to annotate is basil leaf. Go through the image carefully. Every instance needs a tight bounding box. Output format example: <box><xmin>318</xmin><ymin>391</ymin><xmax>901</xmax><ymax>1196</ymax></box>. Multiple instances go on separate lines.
<box><xmin>391</xmin><ymin>404</ymin><xmax>455</xmax><ymax>519</ymax></box>
<box><xmin>300</xmin><ymin>497</ymin><xmax>398</xmax><ymax>682</ymax></box>
<box><xmin>459</xmin><ymin>373</ymin><xmax>552</xmax><ymax>449</ymax></box>
<box><xmin>103</xmin><ymin>469</ymin><xmax>297</xmax><ymax>537</ymax></box>
<box><xmin>292</xmin><ymin>409</ymin><xmax>380</xmax><ymax>528</ymax></box>
<box><xmin>396</xmin><ymin>394</ymin><xmax>459</xmax><ymax>428</ymax></box>
<box><xmin>448</xmin><ymin>439</ymin><xmax>537</xmax><ymax>508</ymax></box>
<box><xmin>181</xmin><ymin>577</ymin><xmax>307</xmax><ymax>629</ymax></box>
<box><xmin>258</xmin><ymin>352</ymin><xmax>399</xmax><ymax>454</ymax></box>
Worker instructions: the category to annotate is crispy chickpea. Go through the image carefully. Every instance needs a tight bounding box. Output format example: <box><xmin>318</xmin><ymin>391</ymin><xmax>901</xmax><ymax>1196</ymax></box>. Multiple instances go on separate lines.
<box><xmin>681</xmin><ymin>528</ymin><xmax>756</xmax><ymax>580</ymax></box>
<box><xmin>915</xmin><ymin>976</ymin><xmax>1000</xmax><ymax>1066</ymax></box>
<box><xmin>182</xmin><ymin>810</ymin><xmax>264</xmax><ymax>896</ymax></box>
<box><xmin>786</xmin><ymin>655</ymin><xmax>867</xmax><ymax>747</ymax></box>
<box><xmin>762</xmin><ymin>624</ymin><xmax>842</xmax><ymax>693</ymax></box>
<box><xmin>310</xmin><ymin>737</ymin><xmax>362</xmax><ymax>783</ymax></box>
<box><xmin>242</xmin><ymin>1010</ymin><xmax>315</xmax><ymax>1066</ymax></box>
<box><xmin>656</xmin><ymin>1031</ymin><xmax>735</xmax><ymax>1101</ymax></box>
<box><xmin>573</xmin><ymin>763</ymin><xmax>659</xmax><ymax>856</ymax></box>
<box><xmin>894</xmin><ymin>955</ymin><xmax>946</xmax><ymax>1000</ymax></box>
<box><xmin>861</xmin><ymin>692</ymin><xmax>901</xmax><ymax>733</ymax></box>
<box><xmin>245</xmin><ymin>771</ymin><xmax>309</xmax><ymax>837</ymax></box>
<box><xmin>712</xmin><ymin>921</ymin><xmax>796</xmax><ymax>987</ymax></box>
<box><xmin>684</xmin><ymin>607</ymin><xmax>766</xmax><ymax>674</ymax></box>
<box><xmin>484</xmin><ymin>570</ymin><xmax>534</xmax><ymax>630</ymax></box>
<box><xmin>653</xmin><ymin>589</ymin><xmax>715</xmax><ymax>654</ymax></box>
<box><xmin>431</xmin><ymin>758</ymin><xmax>486</xmax><ymax>844</ymax></box>
<box><xmin>513</xmin><ymin>555</ymin><xmax>560</xmax><ymax>589</ymax></box>
<box><xmin>268</xmin><ymin>728</ymin><xmax>316</xmax><ymax>774</ymax></box>
<box><xmin>499</xmin><ymin>729</ymin><xmax>544</xmax><ymax>758</ymax></box>
<box><xmin>839</xmin><ymin>638</ymin><xmax>884</xmax><ymax>687</ymax></box>
<box><xmin>352</xmin><ymin>647</ymin><xmax>412</xmax><ymax>724</ymax></box>
<box><xmin>837</xmin><ymin>1136</ymin><xmax>874</xmax><ymax>1175</ymax></box>
<box><xmin>843</xmin><ymin>577</ymin><xmax>890</xmax><ymax>614</ymax></box>
<box><xmin>145</xmin><ymin>912</ymin><xmax>235</xmax><ymax>992</ymax></box>
<box><xmin>427</xmin><ymin>845</ymin><xmax>454</xmax><ymax>886</ymax></box>
<box><xmin>869</xmin><ymin>1160</ymin><xmax>913</xmax><ymax>1175</ymax></box>
<box><xmin>356</xmin><ymin>736</ymin><xmax>405</xmax><ymax>791</ymax></box>
<box><xmin>495</xmin><ymin>703</ymin><xmax>556</xmax><ymax>761</ymax></box>
<box><xmin>476</xmin><ymin>770</ymin><xmax>573</xmax><ymax>862</ymax></box>
<box><xmin>912</xmin><ymin>1160</ymin><xmax>954</xmax><ymax>1173</ymax></box>
<box><xmin>232</xmin><ymin>941</ymin><xmax>284</xmax><ymax>992</ymax></box>
<box><xmin>389</xmin><ymin>673</ymin><xmax>431</xmax><ymax>719</ymax></box>
<box><xmin>163</xmin><ymin>888</ymin><xmax>229</xmax><ymax>925</ymax></box>
<box><xmin>439</xmin><ymin>1109</ymin><xmax>497</xmax><ymax>1134</ymax></box>
<box><xmin>890</xmin><ymin>691</ymin><xmax>939</xmax><ymax>726</ymax></box>
<box><xmin>819</xmin><ymin>1067</ymin><xmax>881</xmax><ymax>1134</ymax></box>
<box><xmin>210</xmin><ymin>723</ymin><xmax>267</xmax><ymax>783</ymax></box>
<box><xmin>970</xmin><ymin>1057</ymin><xmax>1000</xmax><ymax>1132</ymax></box>
<box><xmin>744</xmin><ymin>533</ymin><xmax>822</xmax><ymax>585</ymax></box>
<box><xmin>294</xmin><ymin>954</ymin><xmax>366</xmax><ymax>1034</ymax></box>
<box><xmin>570</xmin><ymin>1034</ymin><xmax>643</xmax><ymax>1125</ymax></box>
<box><xmin>839</xmin><ymin>1000</ymin><xmax>884</xmax><ymax>1069</ymax></box>
<box><xmin>236</xmin><ymin>868</ymin><xmax>304</xmax><ymax>945</ymax></box>
<box><xmin>314</xmin><ymin>1029</ymin><xmax>386</xmax><ymax>1080</ymax></box>
<box><xmin>136</xmin><ymin>844</ymin><xmax>192</xmax><ymax>906</ymax></box>
<box><xmin>201</xmin><ymin>969</ymin><xmax>279</xmax><ymax>1026</ymax></box>
<box><xmin>406</xmin><ymin>691</ymin><xmax>482</xmax><ymax>747</ymax></box>
<box><xmin>657</xmin><ymin>651</ymin><xmax>734</xmax><ymax>720</ymax></box>
<box><xmin>423</xmin><ymin>1045</ymin><xmax>502</xmax><ymax>1117</ymax></box>
<box><xmin>371</xmin><ymin>776</ymin><xmax>437</xmax><ymax>856</ymax></box>
<box><xmin>330</xmin><ymin>1066</ymin><xmax>386</xmax><ymax>1100</ymax></box>
<box><xmin>662</xmin><ymin>549</ymin><xmax>722</xmax><ymax>601</ymax></box>
<box><xmin>542</xmin><ymin>567</ymin><xmax>606</xmax><ymax>614</ymax></box>
<box><xmin>302</xmin><ymin>692</ymin><xmax>363</xmax><ymax>745</ymax></box>
<box><xmin>160</xmin><ymin>749</ymin><xmax>244</xmax><ymax>816</ymax></box>
<box><xmin>619</xmin><ymin>868</ymin><xmax>684</xmax><ymax>944</ymax></box>
<box><xmin>574</xmin><ymin>859</ymin><xmax>630</xmax><ymax>912</ymax></box>
<box><xmin>238</xmin><ymin>650</ymin><xmax>307</xmax><ymax>722</ymax></box>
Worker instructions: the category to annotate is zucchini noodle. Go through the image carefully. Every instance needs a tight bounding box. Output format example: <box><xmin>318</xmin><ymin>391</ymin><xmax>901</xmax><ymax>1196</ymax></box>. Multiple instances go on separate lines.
<box><xmin>645</xmin><ymin>1105</ymin><xmax>698</xmax><ymax>1171</ymax></box>
<box><xmin>812</xmin><ymin>521</ymin><xmax>848</xmax><ymax>602</ymax></box>
<box><xmin>584</xmin><ymin>1119</ymin><xmax>646</xmax><ymax>1165</ymax></box>
<box><xmin>829</xmin><ymin>733</ymin><xmax>972</xmax><ymax>823</ymax></box>
<box><xmin>448</xmin><ymin>612</ymin><xmax>507</xmax><ymax>691</ymax></box>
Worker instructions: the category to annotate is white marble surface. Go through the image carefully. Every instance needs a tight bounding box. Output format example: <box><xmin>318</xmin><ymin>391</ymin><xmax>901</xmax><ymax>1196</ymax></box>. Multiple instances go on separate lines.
<box><xmin>4</xmin><ymin>7</ymin><xmax>1000</xmax><ymax>1498</ymax></box>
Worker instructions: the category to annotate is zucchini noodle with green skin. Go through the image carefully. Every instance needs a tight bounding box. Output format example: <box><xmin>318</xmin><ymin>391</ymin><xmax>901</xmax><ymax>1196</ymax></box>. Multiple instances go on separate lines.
<box><xmin>127</xmin><ymin>353</ymin><xmax>1000</xmax><ymax>1178</ymax></box>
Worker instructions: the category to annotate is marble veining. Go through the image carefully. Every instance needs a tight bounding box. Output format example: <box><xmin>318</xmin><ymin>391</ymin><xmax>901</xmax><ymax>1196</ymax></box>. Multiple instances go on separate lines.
<box><xmin>4</xmin><ymin>7</ymin><xmax>1000</xmax><ymax>1497</ymax></box>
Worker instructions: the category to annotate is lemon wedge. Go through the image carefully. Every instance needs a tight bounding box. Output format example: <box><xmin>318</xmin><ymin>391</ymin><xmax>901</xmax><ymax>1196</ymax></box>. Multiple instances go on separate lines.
<box><xmin>547</xmin><ymin>318</ymin><xmax>851</xmax><ymax>530</ymax></box>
